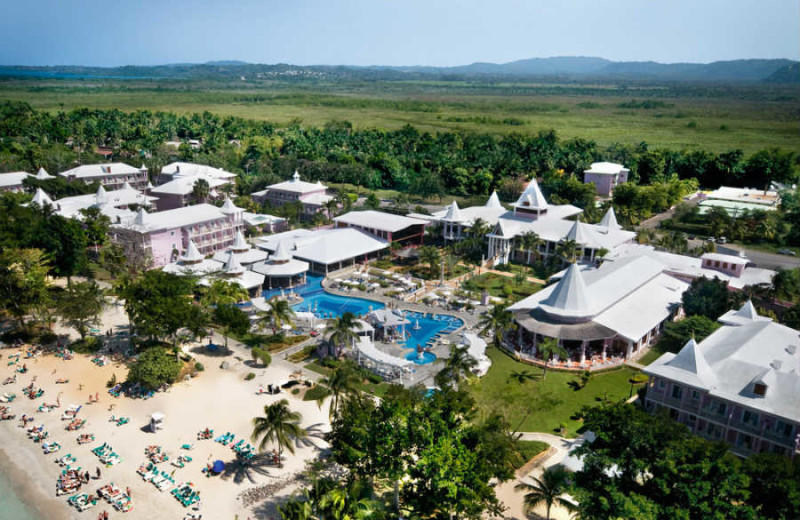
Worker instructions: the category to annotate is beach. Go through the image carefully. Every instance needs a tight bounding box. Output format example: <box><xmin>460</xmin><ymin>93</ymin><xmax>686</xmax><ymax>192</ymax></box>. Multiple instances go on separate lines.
<box><xmin>0</xmin><ymin>334</ymin><xmax>331</xmax><ymax>520</ymax></box>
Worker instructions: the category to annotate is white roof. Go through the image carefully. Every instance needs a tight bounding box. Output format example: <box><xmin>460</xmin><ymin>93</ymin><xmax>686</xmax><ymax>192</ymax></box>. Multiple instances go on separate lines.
<box><xmin>368</xmin><ymin>308</ymin><xmax>411</xmax><ymax>328</ymax></box>
<box><xmin>180</xmin><ymin>240</ymin><xmax>204</xmax><ymax>263</ymax></box>
<box><xmin>251</xmin><ymin>257</ymin><xmax>309</xmax><ymax>277</ymax></box>
<box><xmin>538</xmin><ymin>263</ymin><xmax>594</xmax><ymax>319</ymax></box>
<box><xmin>645</xmin><ymin>319</ymin><xmax>800</xmax><ymax>423</ymax></box>
<box><xmin>212</xmin><ymin>248</ymin><xmax>268</xmax><ymax>266</ymax></box>
<box><xmin>442</xmin><ymin>201</ymin><xmax>463</xmax><ymax>221</ymax></box>
<box><xmin>35</xmin><ymin>168</ymin><xmax>54</xmax><ymax>180</ymax></box>
<box><xmin>0</xmin><ymin>172</ymin><xmax>30</xmax><ymax>187</ymax></box>
<box><xmin>718</xmin><ymin>300</ymin><xmax>772</xmax><ymax>326</ymax></box>
<box><xmin>706</xmin><ymin>186</ymin><xmax>779</xmax><ymax>206</ymax></box>
<box><xmin>513</xmin><ymin>178</ymin><xmax>548</xmax><ymax>211</ymax></box>
<box><xmin>242</xmin><ymin>212</ymin><xmax>285</xmax><ymax>227</ymax></box>
<box><xmin>30</xmin><ymin>188</ymin><xmax>54</xmax><ymax>207</ymax></box>
<box><xmin>257</xmin><ymin>228</ymin><xmax>388</xmax><ymax>266</ymax></box>
<box><xmin>485</xmin><ymin>191</ymin><xmax>503</xmax><ymax>210</ymax></box>
<box><xmin>220</xmin><ymin>250</ymin><xmax>246</xmax><ymax>275</ymax></box>
<box><xmin>267</xmin><ymin>171</ymin><xmax>327</xmax><ymax>194</ymax></box>
<box><xmin>163</xmin><ymin>258</ymin><xmax>223</xmax><ymax>276</ymax></box>
<box><xmin>354</xmin><ymin>336</ymin><xmax>411</xmax><ymax>368</ymax></box>
<box><xmin>54</xmin><ymin>185</ymin><xmax>156</xmax><ymax>218</ymax></box>
<box><xmin>220</xmin><ymin>196</ymin><xmax>242</xmax><ymax>215</ymax></box>
<box><xmin>161</xmin><ymin>162</ymin><xmax>237</xmax><ymax>180</ymax></box>
<box><xmin>113</xmin><ymin>203</ymin><xmax>228</xmax><ymax>233</ymax></box>
<box><xmin>59</xmin><ymin>162</ymin><xmax>141</xmax><ymax>179</ymax></box>
<box><xmin>428</xmin><ymin>199</ymin><xmax>509</xmax><ymax>228</ymax></box>
<box><xmin>334</xmin><ymin>210</ymin><xmax>427</xmax><ymax>233</ymax></box>
<box><xmin>150</xmin><ymin>175</ymin><xmax>227</xmax><ymax>195</ymax></box>
<box><xmin>584</xmin><ymin>162</ymin><xmax>628</xmax><ymax>175</ymax></box>
<box><xmin>301</xmin><ymin>192</ymin><xmax>334</xmax><ymax>205</ymax></box>
<box><xmin>201</xmin><ymin>269</ymin><xmax>265</xmax><ymax>291</ymax></box>
<box><xmin>598</xmin><ymin>207</ymin><xmax>622</xmax><ymax>230</ymax></box>
<box><xmin>491</xmin><ymin>211</ymin><xmax>634</xmax><ymax>249</ymax></box>
<box><xmin>701</xmin><ymin>253</ymin><xmax>749</xmax><ymax>266</ymax></box>
<box><xmin>462</xmin><ymin>332</ymin><xmax>492</xmax><ymax>376</ymax></box>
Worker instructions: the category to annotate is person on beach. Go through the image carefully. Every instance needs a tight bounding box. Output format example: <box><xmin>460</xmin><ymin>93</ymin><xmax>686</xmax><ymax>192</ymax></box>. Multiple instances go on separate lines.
<box><xmin>96</xmin><ymin>466</ymin><xmax>101</xmax><ymax>479</ymax></box>
<box><xmin>126</xmin><ymin>486</ymin><xmax>131</xmax><ymax>497</ymax></box>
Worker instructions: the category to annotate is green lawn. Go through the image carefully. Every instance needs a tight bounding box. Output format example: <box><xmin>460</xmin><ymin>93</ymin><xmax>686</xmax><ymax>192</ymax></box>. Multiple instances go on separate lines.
<box><xmin>304</xmin><ymin>359</ymin><xmax>392</xmax><ymax>397</ymax></box>
<box><xmin>511</xmin><ymin>440</ymin><xmax>550</xmax><ymax>470</ymax></box>
<box><xmin>637</xmin><ymin>348</ymin><xmax>666</xmax><ymax>366</ymax></box>
<box><xmin>463</xmin><ymin>272</ymin><xmax>542</xmax><ymax>300</ymax></box>
<box><xmin>468</xmin><ymin>348</ymin><xmax>638</xmax><ymax>437</ymax></box>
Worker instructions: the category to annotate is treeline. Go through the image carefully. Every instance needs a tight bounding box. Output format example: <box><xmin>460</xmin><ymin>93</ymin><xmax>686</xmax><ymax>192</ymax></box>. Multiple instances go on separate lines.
<box><xmin>0</xmin><ymin>101</ymin><xmax>796</xmax><ymax>202</ymax></box>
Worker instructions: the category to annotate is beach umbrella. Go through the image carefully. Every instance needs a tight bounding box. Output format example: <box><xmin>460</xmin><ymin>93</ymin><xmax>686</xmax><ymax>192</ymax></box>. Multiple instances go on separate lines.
<box><xmin>212</xmin><ymin>460</ymin><xmax>225</xmax><ymax>473</ymax></box>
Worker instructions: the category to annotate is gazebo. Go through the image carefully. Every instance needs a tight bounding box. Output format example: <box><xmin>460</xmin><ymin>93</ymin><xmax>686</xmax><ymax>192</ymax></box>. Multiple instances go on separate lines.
<box><xmin>251</xmin><ymin>240</ymin><xmax>309</xmax><ymax>289</ymax></box>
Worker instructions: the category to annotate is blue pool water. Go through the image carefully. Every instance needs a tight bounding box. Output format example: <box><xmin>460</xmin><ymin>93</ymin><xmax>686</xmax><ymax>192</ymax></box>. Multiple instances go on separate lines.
<box><xmin>406</xmin><ymin>351</ymin><xmax>437</xmax><ymax>364</ymax></box>
<box><xmin>263</xmin><ymin>276</ymin><xmax>463</xmax><ymax>362</ymax></box>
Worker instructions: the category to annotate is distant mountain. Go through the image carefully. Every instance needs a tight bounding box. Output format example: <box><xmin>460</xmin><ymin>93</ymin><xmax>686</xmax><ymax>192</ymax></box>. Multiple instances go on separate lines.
<box><xmin>0</xmin><ymin>56</ymin><xmax>797</xmax><ymax>83</ymax></box>
<box><xmin>765</xmin><ymin>62</ymin><xmax>800</xmax><ymax>83</ymax></box>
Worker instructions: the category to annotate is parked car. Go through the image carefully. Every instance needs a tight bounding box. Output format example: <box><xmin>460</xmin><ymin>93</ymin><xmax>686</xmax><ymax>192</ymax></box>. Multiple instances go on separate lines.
<box><xmin>707</xmin><ymin>237</ymin><xmax>716</xmax><ymax>243</ymax></box>
<box><xmin>777</xmin><ymin>249</ymin><xmax>797</xmax><ymax>256</ymax></box>
<box><xmin>718</xmin><ymin>236</ymin><xmax>727</xmax><ymax>244</ymax></box>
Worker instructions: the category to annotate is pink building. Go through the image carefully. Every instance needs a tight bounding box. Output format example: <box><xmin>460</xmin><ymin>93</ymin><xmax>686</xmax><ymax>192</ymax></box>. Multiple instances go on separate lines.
<box><xmin>251</xmin><ymin>171</ymin><xmax>333</xmax><ymax>219</ymax></box>
<box><xmin>111</xmin><ymin>202</ymin><xmax>243</xmax><ymax>267</ymax></box>
<box><xmin>583</xmin><ymin>162</ymin><xmax>629</xmax><ymax>197</ymax></box>
<box><xmin>59</xmin><ymin>163</ymin><xmax>148</xmax><ymax>191</ymax></box>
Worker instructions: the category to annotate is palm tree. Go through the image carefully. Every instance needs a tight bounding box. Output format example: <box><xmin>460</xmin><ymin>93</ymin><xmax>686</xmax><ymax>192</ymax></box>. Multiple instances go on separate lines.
<box><xmin>418</xmin><ymin>246</ymin><xmax>441</xmax><ymax>278</ymax></box>
<box><xmin>325</xmin><ymin>312</ymin><xmax>363</xmax><ymax>358</ymax></box>
<box><xmin>514</xmin><ymin>270</ymin><xmax>528</xmax><ymax>288</ymax></box>
<box><xmin>515</xmin><ymin>466</ymin><xmax>576</xmax><ymax>520</ymax></box>
<box><xmin>468</xmin><ymin>217</ymin><xmax>490</xmax><ymax>239</ymax></box>
<box><xmin>435</xmin><ymin>343</ymin><xmax>477</xmax><ymax>387</ymax></box>
<box><xmin>324</xmin><ymin>197</ymin><xmax>340</xmax><ymax>218</ymax></box>
<box><xmin>200</xmin><ymin>279</ymin><xmax>249</xmax><ymax>308</ymax></box>
<box><xmin>317</xmin><ymin>360</ymin><xmax>360</xmax><ymax>418</ymax></box>
<box><xmin>517</xmin><ymin>231</ymin><xmax>542</xmax><ymax>264</ymax></box>
<box><xmin>258</xmin><ymin>298</ymin><xmax>296</xmax><ymax>334</ymax></box>
<box><xmin>537</xmin><ymin>337</ymin><xmax>568</xmax><ymax>380</ymax></box>
<box><xmin>478</xmin><ymin>303</ymin><xmax>517</xmax><ymax>347</ymax></box>
<box><xmin>555</xmin><ymin>239</ymin><xmax>580</xmax><ymax>264</ymax></box>
<box><xmin>251</xmin><ymin>399</ymin><xmax>307</xmax><ymax>467</ymax></box>
<box><xmin>191</xmin><ymin>178</ymin><xmax>210</xmax><ymax>204</ymax></box>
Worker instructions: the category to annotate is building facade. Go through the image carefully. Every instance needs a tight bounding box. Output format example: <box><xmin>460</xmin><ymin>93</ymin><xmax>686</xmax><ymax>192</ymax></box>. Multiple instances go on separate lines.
<box><xmin>59</xmin><ymin>163</ymin><xmax>148</xmax><ymax>191</ymax></box>
<box><xmin>250</xmin><ymin>171</ymin><xmax>333</xmax><ymax>218</ymax></box>
<box><xmin>583</xmin><ymin>162</ymin><xmax>629</xmax><ymax>197</ymax></box>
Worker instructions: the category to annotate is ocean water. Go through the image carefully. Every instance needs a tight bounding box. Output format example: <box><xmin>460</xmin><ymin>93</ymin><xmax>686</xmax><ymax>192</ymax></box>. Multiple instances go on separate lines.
<box><xmin>0</xmin><ymin>469</ymin><xmax>41</xmax><ymax>520</ymax></box>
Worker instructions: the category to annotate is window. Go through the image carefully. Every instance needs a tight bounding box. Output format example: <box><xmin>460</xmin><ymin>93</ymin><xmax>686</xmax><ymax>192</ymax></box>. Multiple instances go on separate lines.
<box><xmin>671</xmin><ymin>385</ymin><xmax>683</xmax><ymax>400</ymax></box>
<box><xmin>714</xmin><ymin>261</ymin><xmax>721</xmax><ymax>268</ymax></box>
<box><xmin>657</xmin><ymin>379</ymin><xmax>665</xmax><ymax>389</ymax></box>
<box><xmin>753</xmin><ymin>383</ymin><xmax>767</xmax><ymax>396</ymax></box>
<box><xmin>715</xmin><ymin>401</ymin><xmax>727</xmax><ymax>416</ymax></box>
<box><xmin>743</xmin><ymin>410</ymin><xmax>759</xmax><ymax>426</ymax></box>
<box><xmin>691</xmin><ymin>390</ymin><xmax>700</xmax><ymax>401</ymax></box>
<box><xmin>722</xmin><ymin>262</ymin><xmax>728</xmax><ymax>269</ymax></box>
<box><xmin>776</xmin><ymin>421</ymin><xmax>792</xmax><ymax>437</ymax></box>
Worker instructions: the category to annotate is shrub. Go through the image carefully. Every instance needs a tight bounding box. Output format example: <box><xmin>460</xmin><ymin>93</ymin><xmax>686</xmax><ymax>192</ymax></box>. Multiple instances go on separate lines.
<box><xmin>303</xmin><ymin>385</ymin><xmax>331</xmax><ymax>401</ymax></box>
<box><xmin>106</xmin><ymin>373</ymin><xmax>117</xmax><ymax>388</ymax></box>
<box><xmin>126</xmin><ymin>347</ymin><xmax>181</xmax><ymax>390</ymax></box>
<box><xmin>194</xmin><ymin>362</ymin><xmax>204</xmax><ymax>372</ymax></box>
<box><xmin>291</xmin><ymin>388</ymin><xmax>301</xmax><ymax>395</ymax></box>
<box><xmin>71</xmin><ymin>336</ymin><xmax>102</xmax><ymax>354</ymax></box>
<box><xmin>245</xmin><ymin>373</ymin><xmax>256</xmax><ymax>381</ymax></box>
<box><xmin>251</xmin><ymin>347</ymin><xmax>272</xmax><ymax>368</ymax></box>
<box><xmin>288</xmin><ymin>345</ymin><xmax>316</xmax><ymax>363</ymax></box>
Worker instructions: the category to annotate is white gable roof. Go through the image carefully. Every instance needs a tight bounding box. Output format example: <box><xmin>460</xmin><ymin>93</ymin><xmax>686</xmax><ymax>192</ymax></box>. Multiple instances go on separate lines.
<box><xmin>35</xmin><ymin>167</ymin><xmax>54</xmax><ymax>180</ymax></box>
<box><xmin>59</xmin><ymin>162</ymin><xmax>141</xmax><ymax>179</ymax></box>
<box><xmin>585</xmin><ymin>162</ymin><xmax>627</xmax><ymax>175</ymax></box>
<box><xmin>31</xmin><ymin>188</ymin><xmax>54</xmax><ymax>207</ymax></box>
<box><xmin>114</xmin><ymin>203</ymin><xmax>228</xmax><ymax>232</ymax></box>
<box><xmin>267</xmin><ymin>171</ymin><xmax>327</xmax><ymax>194</ymax></box>
<box><xmin>161</xmin><ymin>162</ymin><xmax>236</xmax><ymax>180</ymax></box>
<box><xmin>442</xmin><ymin>201</ymin><xmax>463</xmax><ymax>222</ymax></box>
<box><xmin>485</xmin><ymin>191</ymin><xmax>503</xmax><ymax>210</ymax></box>
<box><xmin>0</xmin><ymin>172</ymin><xmax>31</xmax><ymax>187</ymax></box>
<box><xmin>334</xmin><ymin>210</ymin><xmax>427</xmax><ymax>233</ymax></box>
<box><xmin>513</xmin><ymin>178</ymin><xmax>548</xmax><ymax>211</ymax></box>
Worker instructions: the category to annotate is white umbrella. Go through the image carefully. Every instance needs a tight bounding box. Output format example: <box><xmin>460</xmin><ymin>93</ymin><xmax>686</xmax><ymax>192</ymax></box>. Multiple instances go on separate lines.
<box><xmin>334</xmin><ymin>278</ymin><xmax>344</xmax><ymax>282</ymax></box>
<box><xmin>281</xmin><ymin>324</ymin><xmax>293</xmax><ymax>331</ymax></box>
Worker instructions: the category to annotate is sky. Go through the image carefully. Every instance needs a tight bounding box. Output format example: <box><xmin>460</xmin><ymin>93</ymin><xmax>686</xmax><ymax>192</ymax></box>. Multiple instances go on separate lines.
<box><xmin>1</xmin><ymin>0</ymin><xmax>797</xmax><ymax>67</ymax></box>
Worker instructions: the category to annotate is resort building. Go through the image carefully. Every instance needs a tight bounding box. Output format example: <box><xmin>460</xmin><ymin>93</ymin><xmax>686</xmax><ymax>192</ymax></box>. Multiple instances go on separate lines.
<box><xmin>212</xmin><ymin>231</ymin><xmax>268</xmax><ymax>266</ymax></box>
<box><xmin>484</xmin><ymin>179</ymin><xmax>635</xmax><ymax>265</ymax></box>
<box><xmin>583</xmin><ymin>161</ymin><xmax>630</xmax><ymax>197</ymax></box>
<box><xmin>507</xmin><ymin>255</ymin><xmax>689</xmax><ymax>369</ymax></box>
<box><xmin>644</xmin><ymin>301</ymin><xmax>800</xmax><ymax>457</ymax></box>
<box><xmin>162</xmin><ymin>240</ymin><xmax>225</xmax><ymax>276</ymax></box>
<box><xmin>54</xmin><ymin>184</ymin><xmax>157</xmax><ymax>220</ymax></box>
<box><xmin>699</xmin><ymin>185</ymin><xmax>780</xmax><ymax>216</ymax></box>
<box><xmin>251</xmin><ymin>239</ymin><xmax>310</xmax><ymax>289</ymax></box>
<box><xmin>164</xmin><ymin>240</ymin><xmax>264</xmax><ymax>297</ymax></box>
<box><xmin>242</xmin><ymin>212</ymin><xmax>287</xmax><ymax>234</ymax></box>
<box><xmin>58</xmin><ymin>163</ymin><xmax>149</xmax><ymax>191</ymax></box>
<box><xmin>111</xmin><ymin>203</ymin><xmax>241</xmax><ymax>267</ymax></box>
<box><xmin>333</xmin><ymin>210</ymin><xmax>428</xmax><ymax>244</ymax></box>
<box><xmin>152</xmin><ymin>162</ymin><xmax>237</xmax><ymax>210</ymax></box>
<box><xmin>410</xmin><ymin>191</ymin><xmax>506</xmax><ymax>242</ymax></box>
<box><xmin>250</xmin><ymin>171</ymin><xmax>333</xmax><ymax>218</ymax></box>
<box><xmin>207</xmin><ymin>251</ymin><xmax>265</xmax><ymax>297</ymax></box>
<box><xmin>0</xmin><ymin>171</ymin><xmax>30</xmax><ymax>192</ymax></box>
<box><xmin>256</xmin><ymin>227</ymin><xmax>388</xmax><ymax>275</ymax></box>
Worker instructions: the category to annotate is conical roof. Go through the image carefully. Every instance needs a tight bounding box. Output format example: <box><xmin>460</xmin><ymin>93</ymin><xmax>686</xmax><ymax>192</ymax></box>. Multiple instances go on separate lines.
<box><xmin>180</xmin><ymin>240</ymin><xmax>204</xmax><ymax>263</ymax></box>
<box><xmin>35</xmin><ymin>167</ymin><xmax>53</xmax><ymax>180</ymax></box>
<box><xmin>292</xmin><ymin>170</ymin><xmax>301</xmax><ymax>182</ymax></box>
<box><xmin>443</xmin><ymin>200</ymin><xmax>463</xmax><ymax>221</ymax></box>
<box><xmin>134</xmin><ymin>208</ymin><xmax>148</xmax><ymax>226</ymax></box>
<box><xmin>31</xmin><ymin>188</ymin><xmax>54</xmax><ymax>207</ymax></box>
<box><xmin>221</xmin><ymin>250</ymin><xmax>245</xmax><ymax>275</ymax></box>
<box><xmin>140</xmin><ymin>163</ymin><xmax>147</xmax><ymax>171</ymax></box>
<box><xmin>231</xmin><ymin>231</ymin><xmax>249</xmax><ymax>252</ymax></box>
<box><xmin>513</xmin><ymin>178</ymin><xmax>548</xmax><ymax>211</ymax></box>
<box><xmin>564</xmin><ymin>219</ymin><xmax>601</xmax><ymax>248</ymax></box>
<box><xmin>271</xmin><ymin>240</ymin><xmax>291</xmax><ymax>263</ymax></box>
<box><xmin>485</xmin><ymin>191</ymin><xmax>503</xmax><ymax>209</ymax></box>
<box><xmin>735</xmin><ymin>300</ymin><xmax>760</xmax><ymax>321</ymax></box>
<box><xmin>598</xmin><ymin>207</ymin><xmax>621</xmax><ymax>230</ymax></box>
<box><xmin>220</xmin><ymin>196</ymin><xmax>240</xmax><ymax>214</ymax></box>
<box><xmin>95</xmin><ymin>185</ymin><xmax>108</xmax><ymax>204</ymax></box>
<box><xmin>121</xmin><ymin>181</ymin><xmax>134</xmax><ymax>191</ymax></box>
<box><xmin>539</xmin><ymin>263</ymin><xmax>594</xmax><ymax>319</ymax></box>
<box><xmin>667</xmin><ymin>338</ymin><xmax>716</xmax><ymax>387</ymax></box>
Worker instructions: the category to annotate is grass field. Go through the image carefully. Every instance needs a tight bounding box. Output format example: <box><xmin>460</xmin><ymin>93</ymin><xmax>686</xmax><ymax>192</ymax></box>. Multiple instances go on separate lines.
<box><xmin>1</xmin><ymin>79</ymin><xmax>797</xmax><ymax>154</ymax></box>
<box><xmin>468</xmin><ymin>347</ymin><xmax>638</xmax><ymax>437</ymax></box>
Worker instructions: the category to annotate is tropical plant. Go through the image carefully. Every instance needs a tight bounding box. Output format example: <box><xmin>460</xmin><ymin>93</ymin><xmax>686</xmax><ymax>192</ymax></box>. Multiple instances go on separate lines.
<box><xmin>251</xmin><ymin>399</ymin><xmax>307</xmax><ymax>466</ymax></box>
<box><xmin>515</xmin><ymin>466</ymin><xmax>576</xmax><ymax>520</ymax></box>
<box><xmin>434</xmin><ymin>343</ymin><xmax>478</xmax><ymax>388</ymax></box>
<box><xmin>325</xmin><ymin>312</ymin><xmax>363</xmax><ymax>358</ymax></box>
<box><xmin>555</xmin><ymin>239</ymin><xmax>580</xmax><ymax>263</ymax></box>
<box><xmin>418</xmin><ymin>245</ymin><xmax>441</xmax><ymax>277</ymax></box>
<box><xmin>258</xmin><ymin>298</ymin><xmax>296</xmax><ymax>333</ymax></box>
<box><xmin>537</xmin><ymin>337</ymin><xmax>568</xmax><ymax>380</ymax></box>
<box><xmin>517</xmin><ymin>231</ymin><xmax>543</xmax><ymax>264</ymax></box>
<box><xmin>0</xmin><ymin>248</ymin><xmax>51</xmax><ymax>330</ymax></box>
<box><xmin>478</xmin><ymin>303</ymin><xmax>517</xmax><ymax>347</ymax></box>
<box><xmin>200</xmin><ymin>279</ymin><xmax>249</xmax><ymax>307</ymax></box>
<box><xmin>317</xmin><ymin>361</ymin><xmax>361</xmax><ymax>418</ymax></box>
<box><xmin>57</xmin><ymin>280</ymin><xmax>106</xmax><ymax>340</ymax></box>
<box><xmin>191</xmin><ymin>178</ymin><xmax>210</xmax><ymax>203</ymax></box>
<box><xmin>126</xmin><ymin>346</ymin><xmax>182</xmax><ymax>390</ymax></box>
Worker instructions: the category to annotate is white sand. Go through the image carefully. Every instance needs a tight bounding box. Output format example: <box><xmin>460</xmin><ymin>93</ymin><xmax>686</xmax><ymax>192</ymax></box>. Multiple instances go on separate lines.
<box><xmin>0</xmin><ymin>342</ymin><xmax>331</xmax><ymax>520</ymax></box>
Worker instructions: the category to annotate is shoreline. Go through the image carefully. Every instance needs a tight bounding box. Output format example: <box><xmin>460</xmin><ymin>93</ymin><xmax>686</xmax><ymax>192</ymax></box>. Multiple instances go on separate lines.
<box><xmin>0</xmin><ymin>426</ymin><xmax>73</xmax><ymax>520</ymax></box>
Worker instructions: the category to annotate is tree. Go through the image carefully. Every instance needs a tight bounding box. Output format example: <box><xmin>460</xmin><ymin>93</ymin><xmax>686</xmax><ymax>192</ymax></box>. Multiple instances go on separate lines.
<box><xmin>79</xmin><ymin>206</ymin><xmax>111</xmax><ymax>255</ymax></box>
<box><xmin>251</xmin><ymin>399</ymin><xmax>307</xmax><ymax>466</ymax></box>
<box><xmin>536</xmin><ymin>337</ymin><xmax>568</xmax><ymax>380</ymax></box>
<box><xmin>477</xmin><ymin>303</ymin><xmax>516</xmax><ymax>347</ymax></box>
<box><xmin>191</xmin><ymin>178</ymin><xmax>210</xmax><ymax>203</ymax></box>
<box><xmin>57</xmin><ymin>280</ymin><xmax>106</xmax><ymax>340</ymax></box>
<box><xmin>515</xmin><ymin>466</ymin><xmax>576</xmax><ymax>520</ymax></box>
<box><xmin>363</xmin><ymin>192</ymin><xmax>380</xmax><ymax>210</ymax></box>
<box><xmin>555</xmin><ymin>239</ymin><xmax>579</xmax><ymax>264</ymax></box>
<box><xmin>434</xmin><ymin>343</ymin><xmax>477</xmax><ymax>388</ymax></box>
<box><xmin>658</xmin><ymin>315</ymin><xmax>720</xmax><ymax>353</ymax></box>
<box><xmin>250</xmin><ymin>347</ymin><xmax>272</xmax><ymax>368</ymax></box>
<box><xmin>213</xmin><ymin>304</ymin><xmax>250</xmax><ymax>349</ymax></box>
<box><xmin>317</xmin><ymin>360</ymin><xmax>360</xmax><ymax>418</ymax></box>
<box><xmin>743</xmin><ymin>453</ymin><xmax>800</xmax><ymax>520</ymax></box>
<box><xmin>99</xmin><ymin>243</ymin><xmax>126</xmax><ymax>280</ymax></box>
<box><xmin>418</xmin><ymin>246</ymin><xmax>441</xmax><ymax>277</ymax></box>
<box><xmin>117</xmin><ymin>271</ymin><xmax>207</xmax><ymax>345</ymax></box>
<box><xmin>0</xmin><ymin>248</ymin><xmax>50</xmax><ymax>329</ymax></box>
<box><xmin>200</xmin><ymin>279</ymin><xmax>249</xmax><ymax>308</ymax></box>
<box><xmin>126</xmin><ymin>346</ymin><xmax>182</xmax><ymax>390</ymax></box>
<box><xmin>258</xmin><ymin>298</ymin><xmax>296</xmax><ymax>334</ymax></box>
<box><xmin>516</xmin><ymin>231</ymin><xmax>542</xmax><ymax>264</ymax></box>
<box><xmin>744</xmin><ymin>148</ymin><xmax>797</xmax><ymax>193</ymax></box>
<box><xmin>682</xmin><ymin>277</ymin><xmax>735</xmax><ymax>319</ymax></box>
<box><xmin>325</xmin><ymin>312</ymin><xmax>363</xmax><ymax>358</ymax></box>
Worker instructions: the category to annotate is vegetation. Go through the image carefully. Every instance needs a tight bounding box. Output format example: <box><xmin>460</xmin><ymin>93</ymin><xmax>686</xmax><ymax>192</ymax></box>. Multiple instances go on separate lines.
<box><xmin>213</xmin><ymin>304</ymin><xmax>250</xmax><ymax>349</ymax></box>
<box><xmin>510</xmin><ymin>440</ymin><xmax>549</xmax><ymax>469</ymax></box>
<box><xmin>126</xmin><ymin>346</ymin><xmax>182</xmax><ymax>390</ymax></box>
<box><xmin>250</xmin><ymin>347</ymin><xmax>272</xmax><ymax>368</ymax></box>
<box><xmin>324</xmin><ymin>312</ymin><xmax>363</xmax><ymax>358</ymax></box>
<box><xmin>251</xmin><ymin>399</ymin><xmax>307</xmax><ymax>465</ymax></box>
<box><xmin>0</xmin><ymin>248</ymin><xmax>50</xmax><ymax>329</ymax></box>
<box><xmin>516</xmin><ymin>466</ymin><xmax>576</xmax><ymax>520</ymax></box>
<box><xmin>477</xmin><ymin>303</ymin><xmax>516</xmax><ymax>347</ymax></box>
<box><xmin>657</xmin><ymin>315</ymin><xmax>720</xmax><ymax>354</ymax></box>
<box><xmin>257</xmin><ymin>298</ymin><xmax>295</xmax><ymax>334</ymax></box>
<box><xmin>57</xmin><ymin>280</ymin><xmax>106</xmax><ymax>340</ymax></box>
<box><xmin>681</xmin><ymin>276</ymin><xmax>739</xmax><ymax>319</ymax></box>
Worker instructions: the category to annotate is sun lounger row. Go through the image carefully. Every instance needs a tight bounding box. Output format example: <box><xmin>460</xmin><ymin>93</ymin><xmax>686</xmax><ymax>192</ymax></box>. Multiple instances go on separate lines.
<box><xmin>171</xmin><ymin>482</ymin><xmax>201</xmax><ymax>507</ymax></box>
<box><xmin>92</xmin><ymin>443</ymin><xmax>121</xmax><ymax>466</ymax></box>
<box><xmin>97</xmin><ymin>483</ymin><xmax>132</xmax><ymax>512</ymax></box>
<box><xmin>214</xmin><ymin>432</ymin><xmax>235</xmax><ymax>445</ymax></box>
<box><xmin>56</xmin><ymin>453</ymin><xmax>77</xmax><ymax>466</ymax></box>
<box><xmin>138</xmin><ymin>462</ymin><xmax>176</xmax><ymax>491</ymax></box>
<box><xmin>42</xmin><ymin>441</ymin><xmax>61</xmax><ymax>454</ymax></box>
<box><xmin>68</xmin><ymin>492</ymin><xmax>97</xmax><ymax>511</ymax></box>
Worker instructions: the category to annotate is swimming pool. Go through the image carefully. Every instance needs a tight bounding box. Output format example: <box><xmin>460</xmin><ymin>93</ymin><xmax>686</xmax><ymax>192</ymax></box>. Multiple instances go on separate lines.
<box><xmin>264</xmin><ymin>276</ymin><xmax>463</xmax><ymax>361</ymax></box>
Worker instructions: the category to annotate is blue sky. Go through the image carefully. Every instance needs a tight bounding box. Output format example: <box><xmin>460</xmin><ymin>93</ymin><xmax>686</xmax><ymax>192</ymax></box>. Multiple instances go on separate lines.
<box><xmin>1</xmin><ymin>0</ymin><xmax>797</xmax><ymax>67</ymax></box>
